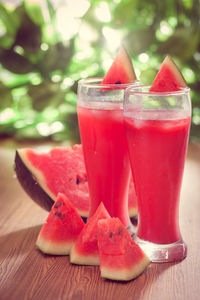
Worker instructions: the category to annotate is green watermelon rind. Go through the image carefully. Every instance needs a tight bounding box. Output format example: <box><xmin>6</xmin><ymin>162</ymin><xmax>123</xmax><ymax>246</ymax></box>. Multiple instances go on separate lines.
<box><xmin>15</xmin><ymin>150</ymin><xmax>54</xmax><ymax>211</ymax></box>
<box><xmin>18</xmin><ymin>148</ymin><xmax>57</xmax><ymax>202</ymax></box>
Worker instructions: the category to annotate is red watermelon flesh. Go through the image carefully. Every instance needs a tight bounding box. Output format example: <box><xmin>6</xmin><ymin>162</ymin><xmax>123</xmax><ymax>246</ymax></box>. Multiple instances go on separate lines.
<box><xmin>16</xmin><ymin>144</ymin><xmax>137</xmax><ymax>218</ymax></box>
<box><xmin>101</xmin><ymin>45</ymin><xmax>137</xmax><ymax>85</ymax></box>
<box><xmin>36</xmin><ymin>193</ymin><xmax>85</xmax><ymax>255</ymax></box>
<box><xmin>70</xmin><ymin>202</ymin><xmax>110</xmax><ymax>265</ymax></box>
<box><xmin>150</xmin><ymin>56</ymin><xmax>187</xmax><ymax>92</ymax></box>
<box><xmin>97</xmin><ymin>218</ymin><xmax>150</xmax><ymax>281</ymax></box>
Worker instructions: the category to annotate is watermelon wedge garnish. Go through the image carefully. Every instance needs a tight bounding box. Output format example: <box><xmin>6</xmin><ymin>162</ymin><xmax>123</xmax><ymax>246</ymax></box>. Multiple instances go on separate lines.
<box><xmin>97</xmin><ymin>218</ymin><xmax>151</xmax><ymax>281</ymax></box>
<box><xmin>101</xmin><ymin>45</ymin><xmax>137</xmax><ymax>85</ymax></box>
<box><xmin>70</xmin><ymin>202</ymin><xmax>110</xmax><ymax>265</ymax></box>
<box><xmin>150</xmin><ymin>56</ymin><xmax>187</xmax><ymax>92</ymax></box>
<box><xmin>15</xmin><ymin>145</ymin><xmax>138</xmax><ymax>218</ymax></box>
<box><xmin>36</xmin><ymin>193</ymin><xmax>85</xmax><ymax>255</ymax></box>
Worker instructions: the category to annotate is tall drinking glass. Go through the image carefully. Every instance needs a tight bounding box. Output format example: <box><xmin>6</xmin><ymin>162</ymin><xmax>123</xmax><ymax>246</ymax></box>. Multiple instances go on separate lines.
<box><xmin>77</xmin><ymin>78</ymin><xmax>138</xmax><ymax>227</ymax></box>
<box><xmin>124</xmin><ymin>85</ymin><xmax>191</xmax><ymax>262</ymax></box>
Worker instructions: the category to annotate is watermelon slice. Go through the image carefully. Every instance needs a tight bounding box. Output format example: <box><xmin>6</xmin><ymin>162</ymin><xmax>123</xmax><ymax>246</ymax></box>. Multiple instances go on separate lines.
<box><xmin>150</xmin><ymin>56</ymin><xmax>187</xmax><ymax>92</ymax></box>
<box><xmin>70</xmin><ymin>202</ymin><xmax>110</xmax><ymax>265</ymax></box>
<box><xmin>97</xmin><ymin>218</ymin><xmax>151</xmax><ymax>281</ymax></box>
<box><xmin>15</xmin><ymin>144</ymin><xmax>138</xmax><ymax>218</ymax></box>
<box><xmin>36</xmin><ymin>193</ymin><xmax>85</xmax><ymax>255</ymax></box>
<box><xmin>101</xmin><ymin>45</ymin><xmax>137</xmax><ymax>85</ymax></box>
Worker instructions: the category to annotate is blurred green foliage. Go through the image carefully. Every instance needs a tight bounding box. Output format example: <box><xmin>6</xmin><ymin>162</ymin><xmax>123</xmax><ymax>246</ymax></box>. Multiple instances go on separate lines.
<box><xmin>0</xmin><ymin>0</ymin><xmax>200</xmax><ymax>142</ymax></box>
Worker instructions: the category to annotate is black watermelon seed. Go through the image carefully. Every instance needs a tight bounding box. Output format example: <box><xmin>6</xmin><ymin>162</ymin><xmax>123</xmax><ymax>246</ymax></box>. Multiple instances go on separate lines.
<box><xmin>118</xmin><ymin>227</ymin><xmax>123</xmax><ymax>235</ymax></box>
<box><xmin>54</xmin><ymin>201</ymin><xmax>63</xmax><ymax>208</ymax></box>
<box><xmin>55</xmin><ymin>211</ymin><xmax>65</xmax><ymax>219</ymax></box>
<box><xmin>76</xmin><ymin>177</ymin><xmax>81</xmax><ymax>184</ymax></box>
<box><xmin>115</xmin><ymin>81</ymin><xmax>121</xmax><ymax>84</ymax></box>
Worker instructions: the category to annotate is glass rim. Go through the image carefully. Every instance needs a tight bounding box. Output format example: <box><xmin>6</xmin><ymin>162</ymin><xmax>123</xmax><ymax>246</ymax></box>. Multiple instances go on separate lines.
<box><xmin>125</xmin><ymin>84</ymin><xmax>190</xmax><ymax>97</ymax></box>
<box><xmin>78</xmin><ymin>77</ymin><xmax>139</xmax><ymax>89</ymax></box>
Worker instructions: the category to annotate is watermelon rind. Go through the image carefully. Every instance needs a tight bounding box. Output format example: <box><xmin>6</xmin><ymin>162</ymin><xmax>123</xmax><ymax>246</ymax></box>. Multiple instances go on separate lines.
<box><xmin>98</xmin><ymin>218</ymin><xmax>151</xmax><ymax>281</ymax></box>
<box><xmin>17</xmin><ymin>148</ymin><xmax>57</xmax><ymax>202</ymax></box>
<box><xmin>36</xmin><ymin>237</ymin><xmax>74</xmax><ymax>255</ymax></box>
<box><xmin>15</xmin><ymin>150</ymin><xmax>54</xmax><ymax>211</ymax></box>
<box><xmin>70</xmin><ymin>202</ymin><xmax>110</xmax><ymax>266</ymax></box>
<box><xmin>101</xmin><ymin>45</ymin><xmax>137</xmax><ymax>85</ymax></box>
<box><xmin>36</xmin><ymin>193</ymin><xmax>85</xmax><ymax>255</ymax></box>
<box><xmin>70</xmin><ymin>251</ymin><xmax>100</xmax><ymax>266</ymax></box>
<box><xmin>100</xmin><ymin>255</ymin><xmax>150</xmax><ymax>281</ymax></box>
<box><xmin>150</xmin><ymin>55</ymin><xmax>187</xmax><ymax>92</ymax></box>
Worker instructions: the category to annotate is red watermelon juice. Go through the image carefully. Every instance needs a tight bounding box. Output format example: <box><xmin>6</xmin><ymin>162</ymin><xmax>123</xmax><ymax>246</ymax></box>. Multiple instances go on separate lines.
<box><xmin>124</xmin><ymin>111</ymin><xmax>191</xmax><ymax>244</ymax></box>
<box><xmin>77</xmin><ymin>78</ymin><xmax>136</xmax><ymax>227</ymax></box>
<box><xmin>78</xmin><ymin>105</ymin><xmax>131</xmax><ymax>226</ymax></box>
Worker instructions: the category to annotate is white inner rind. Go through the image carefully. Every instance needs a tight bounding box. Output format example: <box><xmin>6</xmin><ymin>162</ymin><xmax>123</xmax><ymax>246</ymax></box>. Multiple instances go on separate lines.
<box><xmin>100</xmin><ymin>255</ymin><xmax>151</xmax><ymax>281</ymax></box>
<box><xmin>70</xmin><ymin>244</ymin><xmax>100</xmax><ymax>266</ymax></box>
<box><xmin>118</xmin><ymin>46</ymin><xmax>137</xmax><ymax>81</ymax></box>
<box><xmin>36</xmin><ymin>235</ymin><xmax>74</xmax><ymax>255</ymax></box>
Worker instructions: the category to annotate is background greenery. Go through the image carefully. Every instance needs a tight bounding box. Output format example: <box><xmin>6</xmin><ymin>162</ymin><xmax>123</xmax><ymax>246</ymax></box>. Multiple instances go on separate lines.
<box><xmin>0</xmin><ymin>0</ymin><xmax>200</xmax><ymax>143</ymax></box>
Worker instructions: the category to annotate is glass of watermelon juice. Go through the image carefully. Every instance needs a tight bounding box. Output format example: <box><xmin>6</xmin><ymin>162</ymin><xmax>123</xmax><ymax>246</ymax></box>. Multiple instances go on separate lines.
<box><xmin>124</xmin><ymin>85</ymin><xmax>191</xmax><ymax>263</ymax></box>
<box><xmin>77</xmin><ymin>78</ymin><xmax>138</xmax><ymax>228</ymax></box>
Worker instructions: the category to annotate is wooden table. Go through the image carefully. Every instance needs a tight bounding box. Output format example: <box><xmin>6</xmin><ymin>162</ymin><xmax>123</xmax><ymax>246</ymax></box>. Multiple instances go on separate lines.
<box><xmin>0</xmin><ymin>139</ymin><xmax>200</xmax><ymax>300</ymax></box>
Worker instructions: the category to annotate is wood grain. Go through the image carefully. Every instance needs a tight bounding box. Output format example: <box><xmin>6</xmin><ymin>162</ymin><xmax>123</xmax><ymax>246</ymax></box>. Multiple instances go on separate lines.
<box><xmin>0</xmin><ymin>140</ymin><xmax>200</xmax><ymax>300</ymax></box>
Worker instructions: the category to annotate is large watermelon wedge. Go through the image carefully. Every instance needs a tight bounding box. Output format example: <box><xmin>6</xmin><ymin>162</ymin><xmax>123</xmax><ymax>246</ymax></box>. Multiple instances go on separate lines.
<box><xmin>36</xmin><ymin>193</ymin><xmax>85</xmax><ymax>255</ymax></box>
<box><xmin>150</xmin><ymin>56</ymin><xmax>187</xmax><ymax>92</ymax></box>
<box><xmin>15</xmin><ymin>144</ymin><xmax>138</xmax><ymax>218</ymax></box>
<box><xmin>70</xmin><ymin>202</ymin><xmax>110</xmax><ymax>265</ymax></box>
<box><xmin>98</xmin><ymin>218</ymin><xmax>151</xmax><ymax>281</ymax></box>
<box><xmin>101</xmin><ymin>45</ymin><xmax>137</xmax><ymax>85</ymax></box>
<box><xmin>15</xmin><ymin>144</ymin><xmax>89</xmax><ymax>217</ymax></box>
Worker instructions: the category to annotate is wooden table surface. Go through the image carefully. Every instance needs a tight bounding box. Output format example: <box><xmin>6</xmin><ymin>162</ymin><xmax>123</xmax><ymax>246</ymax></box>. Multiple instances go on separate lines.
<box><xmin>0</xmin><ymin>139</ymin><xmax>200</xmax><ymax>300</ymax></box>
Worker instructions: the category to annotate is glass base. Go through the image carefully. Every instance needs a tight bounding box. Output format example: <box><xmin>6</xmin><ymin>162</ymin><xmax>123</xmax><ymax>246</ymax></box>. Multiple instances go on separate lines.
<box><xmin>134</xmin><ymin>236</ymin><xmax>187</xmax><ymax>263</ymax></box>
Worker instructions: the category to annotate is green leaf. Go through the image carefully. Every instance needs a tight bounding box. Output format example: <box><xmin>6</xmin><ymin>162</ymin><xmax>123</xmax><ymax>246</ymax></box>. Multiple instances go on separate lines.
<box><xmin>24</xmin><ymin>0</ymin><xmax>45</xmax><ymax>26</ymax></box>
<box><xmin>112</xmin><ymin>0</ymin><xmax>138</xmax><ymax>28</ymax></box>
<box><xmin>0</xmin><ymin>3</ymin><xmax>20</xmax><ymax>36</ymax></box>
<box><xmin>157</xmin><ymin>27</ymin><xmax>200</xmax><ymax>61</ymax></box>
<box><xmin>13</xmin><ymin>10</ymin><xmax>42</xmax><ymax>54</ymax></box>
<box><xmin>28</xmin><ymin>80</ymin><xmax>66</xmax><ymax>111</ymax></box>
<box><xmin>123</xmin><ymin>28</ymin><xmax>156</xmax><ymax>55</ymax></box>
<box><xmin>0</xmin><ymin>68</ymin><xmax>42</xmax><ymax>88</ymax></box>
<box><xmin>37</xmin><ymin>41</ymin><xmax>74</xmax><ymax>76</ymax></box>
<box><xmin>0</xmin><ymin>35</ymin><xmax>15</xmax><ymax>49</ymax></box>
<box><xmin>0</xmin><ymin>83</ymin><xmax>13</xmax><ymax>109</ymax></box>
